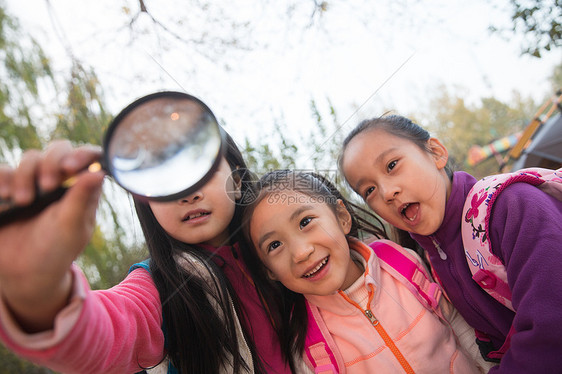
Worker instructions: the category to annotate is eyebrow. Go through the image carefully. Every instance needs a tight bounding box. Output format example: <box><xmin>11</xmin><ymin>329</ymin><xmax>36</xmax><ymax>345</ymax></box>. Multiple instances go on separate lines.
<box><xmin>257</xmin><ymin>232</ymin><xmax>275</xmax><ymax>251</ymax></box>
<box><xmin>290</xmin><ymin>205</ymin><xmax>314</xmax><ymax>222</ymax></box>
<box><xmin>256</xmin><ymin>205</ymin><xmax>314</xmax><ymax>249</ymax></box>
<box><xmin>353</xmin><ymin>148</ymin><xmax>396</xmax><ymax>192</ymax></box>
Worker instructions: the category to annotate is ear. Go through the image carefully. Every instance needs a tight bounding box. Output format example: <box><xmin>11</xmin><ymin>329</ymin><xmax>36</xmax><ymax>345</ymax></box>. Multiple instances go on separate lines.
<box><xmin>336</xmin><ymin>199</ymin><xmax>353</xmax><ymax>235</ymax></box>
<box><xmin>232</xmin><ymin>174</ymin><xmax>242</xmax><ymax>200</ymax></box>
<box><xmin>428</xmin><ymin>137</ymin><xmax>449</xmax><ymax>170</ymax></box>
<box><xmin>266</xmin><ymin>267</ymin><xmax>278</xmax><ymax>281</ymax></box>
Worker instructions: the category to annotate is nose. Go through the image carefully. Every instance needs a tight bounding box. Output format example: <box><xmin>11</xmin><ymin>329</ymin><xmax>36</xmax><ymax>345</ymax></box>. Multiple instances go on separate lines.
<box><xmin>177</xmin><ymin>190</ymin><xmax>203</xmax><ymax>204</ymax></box>
<box><xmin>380</xmin><ymin>183</ymin><xmax>399</xmax><ymax>203</ymax></box>
<box><xmin>292</xmin><ymin>241</ymin><xmax>314</xmax><ymax>263</ymax></box>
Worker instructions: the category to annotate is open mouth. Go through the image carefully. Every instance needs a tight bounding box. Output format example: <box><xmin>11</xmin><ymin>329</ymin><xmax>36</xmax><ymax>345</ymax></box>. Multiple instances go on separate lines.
<box><xmin>400</xmin><ymin>203</ymin><xmax>419</xmax><ymax>222</ymax></box>
<box><xmin>303</xmin><ymin>257</ymin><xmax>329</xmax><ymax>278</ymax></box>
<box><xmin>182</xmin><ymin>212</ymin><xmax>211</xmax><ymax>221</ymax></box>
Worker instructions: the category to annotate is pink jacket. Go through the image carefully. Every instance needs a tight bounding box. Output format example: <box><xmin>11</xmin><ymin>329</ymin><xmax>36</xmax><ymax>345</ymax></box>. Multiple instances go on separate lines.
<box><xmin>0</xmin><ymin>244</ymin><xmax>293</xmax><ymax>374</ymax></box>
<box><xmin>304</xmin><ymin>239</ymin><xmax>483</xmax><ymax>373</ymax></box>
<box><xmin>0</xmin><ymin>264</ymin><xmax>165</xmax><ymax>373</ymax></box>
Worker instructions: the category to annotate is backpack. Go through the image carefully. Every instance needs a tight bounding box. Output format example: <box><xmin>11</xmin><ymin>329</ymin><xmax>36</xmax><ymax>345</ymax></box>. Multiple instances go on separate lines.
<box><xmin>303</xmin><ymin>239</ymin><xmax>445</xmax><ymax>373</ymax></box>
<box><xmin>461</xmin><ymin>167</ymin><xmax>562</xmax><ymax>361</ymax></box>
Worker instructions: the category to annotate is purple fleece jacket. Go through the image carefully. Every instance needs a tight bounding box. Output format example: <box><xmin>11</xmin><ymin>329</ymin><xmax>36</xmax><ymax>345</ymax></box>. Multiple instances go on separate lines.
<box><xmin>411</xmin><ymin>171</ymin><xmax>562</xmax><ymax>373</ymax></box>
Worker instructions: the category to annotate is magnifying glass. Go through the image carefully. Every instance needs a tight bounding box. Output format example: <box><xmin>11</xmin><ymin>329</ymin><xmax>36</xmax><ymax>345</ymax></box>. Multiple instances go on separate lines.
<box><xmin>0</xmin><ymin>91</ymin><xmax>225</xmax><ymax>224</ymax></box>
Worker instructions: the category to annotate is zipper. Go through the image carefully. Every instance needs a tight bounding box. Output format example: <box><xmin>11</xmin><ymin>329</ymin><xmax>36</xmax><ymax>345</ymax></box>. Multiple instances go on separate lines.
<box><xmin>339</xmin><ymin>285</ymin><xmax>415</xmax><ymax>373</ymax></box>
<box><xmin>363</xmin><ymin>309</ymin><xmax>415</xmax><ymax>374</ymax></box>
<box><xmin>431</xmin><ymin>236</ymin><xmax>448</xmax><ymax>260</ymax></box>
<box><xmin>429</xmin><ymin>237</ymin><xmax>483</xmax><ymax>325</ymax></box>
<box><xmin>230</xmin><ymin>297</ymin><xmax>253</xmax><ymax>371</ymax></box>
<box><xmin>447</xmin><ymin>251</ymin><xmax>485</xmax><ymax>324</ymax></box>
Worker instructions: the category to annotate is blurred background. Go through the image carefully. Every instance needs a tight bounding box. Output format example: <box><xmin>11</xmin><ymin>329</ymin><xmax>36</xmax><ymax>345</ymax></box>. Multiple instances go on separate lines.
<box><xmin>0</xmin><ymin>0</ymin><xmax>560</xmax><ymax>371</ymax></box>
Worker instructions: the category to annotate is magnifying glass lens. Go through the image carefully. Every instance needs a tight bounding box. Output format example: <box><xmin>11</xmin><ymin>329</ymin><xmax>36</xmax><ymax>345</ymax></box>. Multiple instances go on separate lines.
<box><xmin>0</xmin><ymin>91</ymin><xmax>224</xmax><ymax>226</ymax></box>
<box><xmin>104</xmin><ymin>93</ymin><xmax>223</xmax><ymax>200</ymax></box>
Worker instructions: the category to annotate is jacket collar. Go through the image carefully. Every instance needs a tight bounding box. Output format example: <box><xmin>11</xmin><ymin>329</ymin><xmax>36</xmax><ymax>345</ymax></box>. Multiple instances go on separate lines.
<box><xmin>305</xmin><ymin>238</ymin><xmax>382</xmax><ymax>313</ymax></box>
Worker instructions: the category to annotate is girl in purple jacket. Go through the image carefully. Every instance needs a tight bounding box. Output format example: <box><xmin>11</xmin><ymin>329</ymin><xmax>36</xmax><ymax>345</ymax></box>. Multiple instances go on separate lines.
<box><xmin>338</xmin><ymin>114</ymin><xmax>562</xmax><ymax>373</ymax></box>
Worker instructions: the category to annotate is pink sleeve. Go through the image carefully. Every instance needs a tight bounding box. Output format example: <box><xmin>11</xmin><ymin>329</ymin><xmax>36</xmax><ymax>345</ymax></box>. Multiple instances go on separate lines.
<box><xmin>0</xmin><ymin>263</ymin><xmax>166</xmax><ymax>374</ymax></box>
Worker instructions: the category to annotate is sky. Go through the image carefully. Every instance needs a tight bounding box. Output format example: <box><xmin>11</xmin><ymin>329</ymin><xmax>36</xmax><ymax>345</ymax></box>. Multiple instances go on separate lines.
<box><xmin>3</xmin><ymin>0</ymin><xmax>561</xmax><ymax>166</ymax></box>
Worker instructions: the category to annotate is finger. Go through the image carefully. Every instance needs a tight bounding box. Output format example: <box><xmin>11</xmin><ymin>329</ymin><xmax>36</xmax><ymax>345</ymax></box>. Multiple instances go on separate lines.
<box><xmin>38</xmin><ymin>140</ymin><xmax>74</xmax><ymax>192</ymax></box>
<box><xmin>56</xmin><ymin>169</ymin><xmax>105</xmax><ymax>239</ymax></box>
<box><xmin>60</xmin><ymin>144</ymin><xmax>104</xmax><ymax>175</ymax></box>
<box><xmin>13</xmin><ymin>149</ymin><xmax>41</xmax><ymax>205</ymax></box>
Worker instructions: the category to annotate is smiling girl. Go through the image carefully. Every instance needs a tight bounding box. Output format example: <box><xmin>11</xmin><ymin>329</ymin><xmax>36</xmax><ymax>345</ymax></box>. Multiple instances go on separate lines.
<box><xmin>242</xmin><ymin>170</ymin><xmax>489</xmax><ymax>373</ymax></box>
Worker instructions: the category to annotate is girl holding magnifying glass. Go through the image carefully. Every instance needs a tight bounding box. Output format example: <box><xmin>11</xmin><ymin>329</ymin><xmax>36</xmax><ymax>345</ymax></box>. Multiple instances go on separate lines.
<box><xmin>0</xmin><ymin>125</ymin><xmax>301</xmax><ymax>372</ymax></box>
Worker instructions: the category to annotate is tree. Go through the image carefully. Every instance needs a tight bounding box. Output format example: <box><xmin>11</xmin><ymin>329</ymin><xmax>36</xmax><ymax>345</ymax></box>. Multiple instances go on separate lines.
<box><xmin>243</xmin><ymin>98</ymin><xmax>347</xmax><ymax>190</ymax></box>
<box><xmin>243</xmin><ymin>118</ymin><xmax>298</xmax><ymax>172</ymax></box>
<box><xmin>242</xmin><ymin>97</ymin><xmax>388</xmax><ymax>241</ymax></box>
<box><xmin>420</xmin><ymin>85</ymin><xmax>538</xmax><ymax>178</ymax></box>
<box><xmin>0</xmin><ymin>7</ymin><xmax>51</xmax><ymax>159</ymax></box>
<box><xmin>490</xmin><ymin>0</ymin><xmax>562</xmax><ymax>57</ymax></box>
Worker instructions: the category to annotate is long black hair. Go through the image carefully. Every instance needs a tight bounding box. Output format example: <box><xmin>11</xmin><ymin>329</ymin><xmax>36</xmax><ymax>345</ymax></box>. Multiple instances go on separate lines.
<box><xmin>133</xmin><ymin>130</ymin><xmax>266</xmax><ymax>374</ymax></box>
<box><xmin>239</xmin><ymin>170</ymin><xmax>388</xmax><ymax>366</ymax></box>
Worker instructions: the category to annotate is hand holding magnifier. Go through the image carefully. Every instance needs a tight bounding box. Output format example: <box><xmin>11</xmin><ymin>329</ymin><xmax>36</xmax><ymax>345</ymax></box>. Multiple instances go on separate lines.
<box><xmin>0</xmin><ymin>91</ymin><xmax>225</xmax><ymax>225</ymax></box>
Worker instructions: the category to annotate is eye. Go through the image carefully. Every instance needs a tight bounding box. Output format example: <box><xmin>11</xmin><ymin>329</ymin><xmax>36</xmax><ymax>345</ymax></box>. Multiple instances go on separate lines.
<box><xmin>266</xmin><ymin>240</ymin><xmax>282</xmax><ymax>253</ymax></box>
<box><xmin>299</xmin><ymin>216</ymin><xmax>313</xmax><ymax>229</ymax></box>
<box><xmin>364</xmin><ymin>186</ymin><xmax>375</xmax><ymax>198</ymax></box>
<box><xmin>387</xmin><ymin>160</ymin><xmax>397</xmax><ymax>172</ymax></box>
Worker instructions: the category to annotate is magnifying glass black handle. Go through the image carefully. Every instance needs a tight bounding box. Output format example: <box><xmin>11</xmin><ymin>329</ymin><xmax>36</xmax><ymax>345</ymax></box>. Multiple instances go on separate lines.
<box><xmin>0</xmin><ymin>185</ymin><xmax>68</xmax><ymax>227</ymax></box>
<box><xmin>0</xmin><ymin>162</ymin><xmax>103</xmax><ymax>227</ymax></box>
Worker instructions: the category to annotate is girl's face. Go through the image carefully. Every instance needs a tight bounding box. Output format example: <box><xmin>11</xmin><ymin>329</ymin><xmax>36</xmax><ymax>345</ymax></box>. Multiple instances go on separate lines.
<box><xmin>341</xmin><ymin>128</ymin><xmax>451</xmax><ymax>236</ymax></box>
<box><xmin>149</xmin><ymin>158</ymin><xmax>241</xmax><ymax>247</ymax></box>
<box><xmin>249</xmin><ymin>190</ymin><xmax>362</xmax><ymax>296</ymax></box>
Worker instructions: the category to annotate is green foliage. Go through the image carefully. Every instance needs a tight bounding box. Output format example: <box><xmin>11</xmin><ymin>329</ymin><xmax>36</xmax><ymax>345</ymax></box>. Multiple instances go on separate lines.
<box><xmin>0</xmin><ymin>345</ymin><xmax>55</xmax><ymax>373</ymax></box>
<box><xmin>243</xmin><ymin>118</ymin><xmax>298</xmax><ymax>172</ymax></box>
<box><xmin>241</xmin><ymin>97</ymin><xmax>379</xmax><ymax>231</ymax></box>
<box><xmin>0</xmin><ymin>8</ymin><xmax>51</xmax><ymax>157</ymax></box>
<box><xmin>305</xmin><ymin>98</ymin><xmax>345</xmax><ymax>171</ymax></box>
<box><xmin>242</xmin><ymin>98</ymin><xmax>348</xmax><ymax>194</ymax></box>
<box><xmin>0</xmin><ymin>8</ymin><xmax>110</xmax><ymax>154</ymax></box>
<box><xmin>423</xmin><ymin>86</ymin><xmax>537</xmax><ymax>178</ymax></box>
<box><xmin>79</xmin><ymin>225</ymin><xmax>148</xmax><ymax>290</ymax></box>
<box><xmin>489</xmin><ymin>0</ymin><xmax>562</xmax><ymax>57</ymax></box>
<box><xmin>51</xmin><ymin>63</ymin><xmax>110</xmax><ymax>146</ymax></box>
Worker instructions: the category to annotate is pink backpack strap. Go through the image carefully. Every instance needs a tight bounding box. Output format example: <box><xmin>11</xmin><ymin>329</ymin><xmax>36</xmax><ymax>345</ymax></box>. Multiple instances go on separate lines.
<box><xmin>462</xmin><ymin>167</ymin><xmax>562</xmax><ymax>312</ymax></box>
<box><xmin>303</xmin><ymin>239</ymin><xmax>447</xmax><ymax>373</ymax></box>
<box><xmin>304</xmin><ymin>301</ymin><xmax>344</xmax><ymax>373</ymax></box>
<box><xmin>475</xmin><ymin>325</ymin><xmax>516</xmax><ymax>361</ymax></box>
<box><xmin>369</xmin><ymin>240</ymin><xmax>443</xmax><ymax>317</ymax></box>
